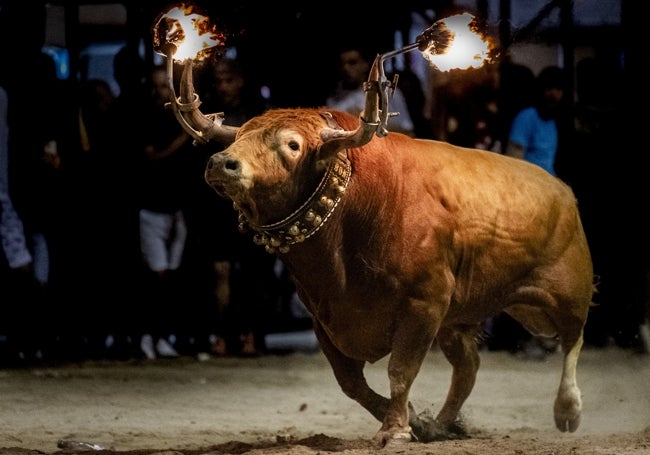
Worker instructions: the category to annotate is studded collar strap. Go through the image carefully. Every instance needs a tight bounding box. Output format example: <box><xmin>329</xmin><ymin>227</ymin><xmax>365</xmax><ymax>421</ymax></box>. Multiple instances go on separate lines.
<box><xmin>238</xmin><ymin>151</ymin><xmax>351</xmax><ymax>254</ymax></box>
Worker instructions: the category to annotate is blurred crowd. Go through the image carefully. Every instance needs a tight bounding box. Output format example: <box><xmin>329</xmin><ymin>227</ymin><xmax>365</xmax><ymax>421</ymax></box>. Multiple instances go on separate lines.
<box><xmin>0</xmin><ymin>46</ymin><xmax>313</xmax><ymax>365</ymax></box>
<box><xmin>0</xmin><ymin>38</ymin><xmax>647</xmax><ymax>367</ymax></box>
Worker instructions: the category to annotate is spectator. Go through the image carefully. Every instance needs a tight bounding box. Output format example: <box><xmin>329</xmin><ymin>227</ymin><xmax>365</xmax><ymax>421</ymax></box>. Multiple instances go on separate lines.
<box><xmin>135</xmin><ymin>63</ymin><xmax>195</xmax><ymax>359</ymax></box>
<box><xmin>0</xmin><ymin>86</ymin><xmax>33</xmax><ymax>275</ymax></box>
<box><xmin>1</xmin><ymin>51</ymin><xmax>67</xmax><ymax>362</ymax></box>
<box><xmin>326</xmin><ymin>45</ymin><xmax>415</xmax><ymax>136</ymax></box>
<box><xmin>5</xmin><ymin>52</ymin><xmax>63</xmax><ymax>291</ymax></box>
<box><xmin>112</xmin><ymin>45</ymin><xmax>147</xmax><ymax>111</ymax></box>
<box><xmin>0</xmin><ymin>84</ymin><xmax>40</xmax><ymax>364</ymax></box>
<box><xmin>93</xmin><ymin>46</ymin><xmax>149</xmax><ymax>360</ymax></box>
<box><xmin>61</xmin><ymin>76</ymin><xmax>143</xmax><ymax>360</ymax></box>
<box><xmin>505</xmin><ymin>65</ymin><xmax>567</xmax><ymax>176</ymax></box>
<box><xmin>444</xmin><ymin>63</ymin><xmax>502</xmax><ymax>151</ymax></box>
<box><xmin>496</xmin><ymin>61</ymin><xmax>536</xmax><ymax>152</ymax></box>
<box><xmin>563</xmin><ymin>57</ymin><xmax>645</xmax><ymax>350</ymax></box>
<box><xmin>185</xmin><ymin>56</ymin><xmax>278</xmax><ymax>357</ymax></box>
<box><xmin>9</xmin><ymin>52</ymin><xmax>61</xmax><ymax>286</ymax></box>
<box><xmin>388</xmin><ymin>65</ymin><xmax>433</xmax><ymax>139</ymax></box>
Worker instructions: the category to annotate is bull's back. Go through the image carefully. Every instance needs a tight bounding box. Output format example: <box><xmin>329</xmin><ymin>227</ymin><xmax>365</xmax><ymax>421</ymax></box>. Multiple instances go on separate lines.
<box><xmin>404</xmin><ymin>138</ymin><xmax>581</xmax><ymax>249</ymax></box>
<box><xmin>355</xmin><ymin>135</ymin><xmax>592</xmax><ymax>316</ymax></box>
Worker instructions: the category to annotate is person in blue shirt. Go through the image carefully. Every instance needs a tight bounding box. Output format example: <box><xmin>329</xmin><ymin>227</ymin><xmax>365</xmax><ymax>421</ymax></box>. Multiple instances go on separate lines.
<box><xmin>505</xmin><ymin>66</ymin><xmax>566</xmax><ymax>176</ymax></box>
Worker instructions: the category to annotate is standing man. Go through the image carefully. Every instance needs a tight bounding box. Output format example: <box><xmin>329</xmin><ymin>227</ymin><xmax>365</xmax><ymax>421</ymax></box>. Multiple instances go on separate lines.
<box><xmin>505</xmin><ymin>65</ymin><xmax>566</xmax><ymax>176</ymax></box>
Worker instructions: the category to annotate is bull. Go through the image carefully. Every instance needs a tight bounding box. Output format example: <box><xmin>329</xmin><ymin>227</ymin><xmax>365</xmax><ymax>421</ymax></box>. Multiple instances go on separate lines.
<box><xmin>171</xmin><ymin>57</ymin><xmax>594</xmax><ymax>447</ymax></box>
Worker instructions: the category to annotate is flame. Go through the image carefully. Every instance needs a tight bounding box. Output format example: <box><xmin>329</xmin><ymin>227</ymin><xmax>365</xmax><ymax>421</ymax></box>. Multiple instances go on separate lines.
<box><xmin>421</xmin><ymin>13</ymin><xmax>493</xmax><ymax>72</ymax></box>
<box><xmin>154</xmin><ymin>3</ymin><xmax>224</xmax><ymax>61</ymax></box>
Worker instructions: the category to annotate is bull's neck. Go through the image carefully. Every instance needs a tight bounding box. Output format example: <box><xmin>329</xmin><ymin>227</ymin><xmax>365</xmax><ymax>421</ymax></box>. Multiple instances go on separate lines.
<box><xmin>238</xmin><ymin>151</ymin><xmax>351</xmax><ymax>254</ymax></box>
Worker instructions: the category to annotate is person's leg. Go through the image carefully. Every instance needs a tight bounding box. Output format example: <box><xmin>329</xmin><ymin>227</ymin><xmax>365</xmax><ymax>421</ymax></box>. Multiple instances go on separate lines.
<box><xmin>138</xmin><ymin>209</ymin><xmax>170</xmax><ymax>359</ymax></box>
<box><xmin>167</xmin><ymin>210</ymin><xmax>187</xmax><ymax>271</ymax></box>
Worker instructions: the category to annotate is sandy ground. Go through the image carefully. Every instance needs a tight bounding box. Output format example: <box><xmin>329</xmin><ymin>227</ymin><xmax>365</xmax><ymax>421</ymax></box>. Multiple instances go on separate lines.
<box><xmin>0</xmin><ymin>334</ymin><xmax>649</xmax><ymax>455</ymax></box>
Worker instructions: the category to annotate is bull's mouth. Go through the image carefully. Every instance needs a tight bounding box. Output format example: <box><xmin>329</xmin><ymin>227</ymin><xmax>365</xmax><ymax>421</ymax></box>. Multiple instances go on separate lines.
<box><xmin>204</xmin><ymin>173</ymin><xmax>225</xmax><ymax>195</ymax></box>
<box><xmin>204</xmin><ymin>173</ymin><xmax>227</xmax><ymax>197</ymax></box>
<box><xmin>204</xmin><ymin>170</ymin><xmax>250</xmax><ymax>218</ymax></box>
<box><xmin>204</xmin><ymin>163</ymin><xmax>242</xmax><ymax>200</ymax></box>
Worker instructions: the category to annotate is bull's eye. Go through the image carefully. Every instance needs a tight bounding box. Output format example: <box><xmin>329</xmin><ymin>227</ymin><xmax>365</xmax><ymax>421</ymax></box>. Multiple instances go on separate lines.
<box><xmin>288</xmin><ymin>140</ymin><xmax>300</xmax><ymax>151</ymax></box>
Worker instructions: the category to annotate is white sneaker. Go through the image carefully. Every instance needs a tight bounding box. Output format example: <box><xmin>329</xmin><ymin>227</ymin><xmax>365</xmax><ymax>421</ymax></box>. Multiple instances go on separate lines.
<box><xmin>156</xmin><ymin>337</ymin><xmax>179</xmax><ymax>357</ymax></box>
<box><xmin>140</xmin><ymin>334</ymin><xmax>156</xmax><ymax>360</ymax></box>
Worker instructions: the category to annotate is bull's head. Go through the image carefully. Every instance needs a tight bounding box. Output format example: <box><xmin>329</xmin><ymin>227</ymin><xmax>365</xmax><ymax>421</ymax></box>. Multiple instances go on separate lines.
<box><xmin>167</xmin><ymin>55</ymin><xmax>384</xmax><ymax>253</ymax></box>
<box><xmin>204</xmin><ymin>109</ymin><xmax>357</xmax><ymax>254</ymax></box>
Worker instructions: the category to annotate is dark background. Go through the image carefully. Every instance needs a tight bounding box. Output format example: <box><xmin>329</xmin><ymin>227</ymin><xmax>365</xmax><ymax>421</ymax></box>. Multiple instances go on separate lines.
<box><xmin>0</xmin><ymin>0</ymin><xmax>646</xmax><ymax>357</ymax></box>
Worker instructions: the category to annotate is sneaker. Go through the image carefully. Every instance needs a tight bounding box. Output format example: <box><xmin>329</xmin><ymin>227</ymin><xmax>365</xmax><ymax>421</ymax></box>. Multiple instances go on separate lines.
<box><xmin>140</xmin><ymin>334</ymin><xmax>156</xmax><ymax>360</ymax></box>
<box><xmin>209</xmin><ymin>334</ymin><xmax>228</xmax><ymax>356</ymax></box>
<box><xmin>155</xmin><ymin>337</ymin><xmax>179</xmax><ymax>357</ymax></box>
<box><xmin>239</xmin><ymin>332</ymin><xmax>259</xmax><ymax>357</ymax></box>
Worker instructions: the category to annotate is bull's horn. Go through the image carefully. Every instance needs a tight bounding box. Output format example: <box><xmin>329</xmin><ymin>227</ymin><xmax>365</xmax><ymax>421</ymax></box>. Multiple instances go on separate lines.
<box><xmin>362</xmin><ymin>55</ymin><xmax>382</xmax><ymax>126</ymax></box>
<box><xmin>167</xmin><ymin>54</ymin><xmax>239</xmax><ymax>145</ymax></box>
<box><xmin>320</xmin><ymin>55</ymin><xmax>381</xmax><ymax>152</ymax></box>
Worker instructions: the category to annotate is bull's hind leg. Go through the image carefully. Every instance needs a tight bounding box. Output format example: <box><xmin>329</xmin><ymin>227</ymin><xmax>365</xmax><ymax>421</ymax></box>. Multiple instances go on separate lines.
<box><xmin>412</xmin><ymin>325</ymin><xmax>480</xmax><ymax>441</ymax></box>
<box><xmin>506</xmin><ymin>294</ymin><xmax>587</xmax><ymax>433</ymax></box>
<box><xmin>554</xmin><ymin>332</ymin><xmax>583</xmax><ymax>432</ymax></box>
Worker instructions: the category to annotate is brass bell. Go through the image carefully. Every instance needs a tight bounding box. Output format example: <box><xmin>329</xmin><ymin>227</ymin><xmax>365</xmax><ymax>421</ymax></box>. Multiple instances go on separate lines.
<box><xmin>253</xmin><ymin>233</ymin><xmax>267</xmax><ymax>245</ymax></box>
<box><xmin>319</xmin><ymin>196</ymin><xmax>333</xmax><ymax>208</ymax></box>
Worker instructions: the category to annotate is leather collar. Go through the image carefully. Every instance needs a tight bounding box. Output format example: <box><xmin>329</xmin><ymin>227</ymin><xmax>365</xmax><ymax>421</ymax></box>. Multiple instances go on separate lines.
<box><xmin>238</xmin><ymin>151</ymin><xmax>351</xmax><ymax>254</ymax></box>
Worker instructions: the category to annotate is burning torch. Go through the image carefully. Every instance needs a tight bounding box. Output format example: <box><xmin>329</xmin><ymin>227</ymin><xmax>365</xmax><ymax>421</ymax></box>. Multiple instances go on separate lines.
<box><xmin>152</xmin><ymin>5</ymin><xmax>493</xmax><ymax>141</ymax></box>
<box><xmin>152</xmin><ymin>4</ymin><xmax>237</xmax><ymax>144</ymax></box>
<box><xmin>371</xmin><ymin>12</ymin><xmax>494</xmax><ymax>136</ymax></box>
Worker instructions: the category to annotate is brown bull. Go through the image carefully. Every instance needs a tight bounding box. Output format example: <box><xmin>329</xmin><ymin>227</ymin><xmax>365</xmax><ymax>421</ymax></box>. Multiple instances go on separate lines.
<box><xmin>171</xmin><ymin>58</ymin><xmax>593</xmax><ymax>447</ymax></box>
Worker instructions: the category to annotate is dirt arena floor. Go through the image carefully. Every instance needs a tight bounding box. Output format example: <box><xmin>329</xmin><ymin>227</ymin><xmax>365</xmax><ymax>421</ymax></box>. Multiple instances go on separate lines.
<box><xmin>1</xmin><ymin>336</ymin><xmax>649</xmax><ymax>455</ymax></box>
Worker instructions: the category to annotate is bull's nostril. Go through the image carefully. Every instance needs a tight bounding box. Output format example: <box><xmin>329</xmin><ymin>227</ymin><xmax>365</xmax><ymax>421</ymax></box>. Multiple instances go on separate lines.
<box><xmin>225</xmin><ymin>159</ymin><xmax>239</xmax><ymax>171</ymax></box>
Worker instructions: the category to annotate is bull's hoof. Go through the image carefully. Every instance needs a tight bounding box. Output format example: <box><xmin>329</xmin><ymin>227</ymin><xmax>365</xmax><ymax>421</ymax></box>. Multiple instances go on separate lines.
<box><xmin>554</xmin><ymin>391</ymin><xmax>582</xmax><ymax>432</ymax></box>
<box><xmin>555</xmin><ymin>413</ymin><xmax>581</xmax><ymax>432</ymax></box>
<box><xmin>373</xmin><ymin>429</ymin><xmax>413</xmax><ymax>448</ymax></box>
<box><xmin>409</xmin><ymin>408</ymin><xmax>468</xmax><ymax>442</ymax></box>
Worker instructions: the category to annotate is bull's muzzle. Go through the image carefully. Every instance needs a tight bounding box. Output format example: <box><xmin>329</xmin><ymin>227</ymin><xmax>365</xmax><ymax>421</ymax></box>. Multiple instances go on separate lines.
<box><xmin>204</xmin><ymin>153</ymin><xmax>239</xmax><ymax>196</ymax></box>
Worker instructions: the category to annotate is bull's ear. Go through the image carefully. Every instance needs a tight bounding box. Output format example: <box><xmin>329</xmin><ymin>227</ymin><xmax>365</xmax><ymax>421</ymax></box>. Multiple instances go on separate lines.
<box><xmin>320</xmin><ymin>111</ymin><xmax>343</xmax><ymax>130</ymax></box>
<box><xmin>318</xmin><ymin>111</ymin><xmax>377</xmax><ymax>160</ymax></box>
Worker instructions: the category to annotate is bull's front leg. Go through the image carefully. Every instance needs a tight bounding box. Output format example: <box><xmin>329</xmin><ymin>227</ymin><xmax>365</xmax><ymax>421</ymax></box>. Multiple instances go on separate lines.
<box><xmin>375</xmin><ymin>300</ymin><xmax>441</xmax><ymax>446</ymax></box>
<box><xmin>417</xmin><ymin>325</ymin><xmax>481</xmax><ymax>440</ymax></box>
<box><xmin>312</xmin><ymin>322</ymin><xmax>391</xmax><ymax>424</ymax></box>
